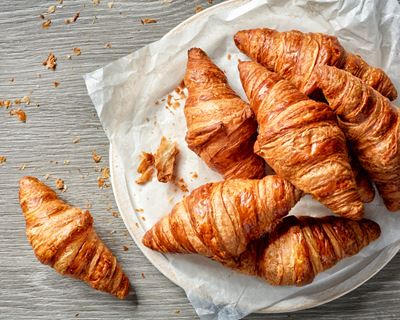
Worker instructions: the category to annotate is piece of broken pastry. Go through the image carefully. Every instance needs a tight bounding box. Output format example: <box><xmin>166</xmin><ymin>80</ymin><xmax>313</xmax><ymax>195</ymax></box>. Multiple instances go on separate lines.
<box><xmin>238</xmin><ymin>60</ymin><xmax>363</xmax><ymax>220</ymax></box>
<box><xmin>136</xmin><ymin>152</ymin><xmax>155</xmax><ymax>185</ymax></box>
<box><xmin>154</xmin><ymin>136</ymin><xmax>179</xmax><ymax>183</ymax></box>
<box><xmin>234</xmin><ymin>28</ymin><xmax>397</xmax><ymax>101</ymax></box>
<box><xmin>143</xmin><ymin>175</ymin><xmax>301</xmax><ymax>261</ymax></box>
<box><xmin>19</xmin><ymin>176</ymin><xmax>130</xmax><ymax>299</ymax></box>
<box><xmin>221</xmin><ymin>216</ymin><xmax>380</xmax><ymax>286</ymax></box>
<box><xmin>184</xmin><ymin>48</ymin><xmax>265</xmax><ymax>179</ymax></box>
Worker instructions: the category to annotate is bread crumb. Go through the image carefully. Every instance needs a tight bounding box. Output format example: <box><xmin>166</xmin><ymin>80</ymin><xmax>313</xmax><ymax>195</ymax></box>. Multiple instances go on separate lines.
<box><xmin>123</xmin><ymin>245</ymin><xmax>129</xmax><ymax>251</ymax></box>
<box><xmin>39</xmin><ymin>14</ymin><xmax>45</xmax><ymax>20</ymax></box>
<box><xmin>175</xmin><ymin>310</ymin><xmax>181</xmax><ymax>314</ymax></box>
<box><xmin>10</xmin><ymin>109</ymin><xmax>27</xmax><ymax>122</ymax></box>
<box><xmin>191</xmin><ymin>172</ymin><xmax>198</xmax><ymax>179</ymax></box>
<box><xmin>54</xmin><ymin>81</ymin><xmax>60</xmax><ymax>87</ymax></box>
<box><xmin>48</xmin><ymin>5</ymin><xmax>56</xmax><ymax>14</ymax></box>
<box><xmin>227</xmin><ymin>53</ymin><xmax>231</xmax><ymax>60</ymax></box>
<box><xmin>63</xmin><ymin>160</ymin><xmax>70</xmax><ymax>165</ymax></box>
<box><xmin>44</xmin><ymin>173</ymin><xmax>51</xmax><ymax>180</ymax></box>
<box><xmin>0</xmin><ymin>156</ymin><xmax>6</xmax><ymax>165</ymax></box>
<box><xmin>85</xmin><ymin>200</ymin><xmax>92</xmax><ymax>209</ymax></box>
<box><xmin>42</xmin><ymin>19</ymin><xmax>51</xmax><ymax>29</ymax></box>
<box><xmin>92</xmin><ymin>0</ymin><xmax>100</xmax><ymax>5</ymax></box>
<box><xmin>65</xmin><ymin>54</ymin><xmax>72</xmax><ymax>60</ymax></box>
<box><xmin>107</xmin><ymin>2</ymin><xmax>114</xmax><ymax>8</ymax></box>
<box><xmin>154</xmin><ymin>136</ymin><xmax>179</xmax><ymax>183</ymax></box>
<box><xmin>14</xmin><ymin>99</ymin><xmax>21</xmax><ymax>105</ymax></box>
<box><xmin>19</xmin><ymin>163</ymin><xmax>26</xmax><ymax>171</ymax></box>
<box><xmin>55</xmin><ymin>178</ymin><xmax>66</xmax><ymax>191</ymax></box>
<box><xmin>73</xmin><ymin>47</ymin><xmax>81</xmax><ymax>56</ymax></box>
<box><xmin>134</xmin><ymin>208</ymin><xmax>144</xmax><ymax>213</ymax></box>
<box><xmin>141</xmin><ymin>272</ymin><xmax>145</xmax><ymax>278</ymax></box>
<box><xmin>72</xmin><ymin>137</ymin><xmax>80</xmax><ymax>144</ymax></box>
<box><xmin>92</xmin><ymin>150</ymin><xmax>102</xmax><ymax>163</ymax></box>
<box><xmin>135</xmin><ymin>222</ymin><xmax>139</xmax><ymax>228</ymax></box>
<box><xmin>42</xmin><ymin>52</ymin><xmax>57</xmax><ymax>70</ymax></box>
<box><xmin>141</xmin><ymin>18</ymin><xmax>157</xmax><ymax>24</ymax></box>
<box><xmin>104</xmin><ymin>42</ymin><xmax>112</xmax><ymax>48</ymax></box>
<box><xmin>195</xmin><ymin>5</ymin><xmax>203</xmax><ymax>13</ymax></box>
<box><xmin>141</xmin><ymin>216</ymin><xmax>146</xmax><ymax>221</ymax></box>
<box><xmin>97</xmin><ymin>177</ymin><xmax>105</xmax><ymax>188</ymax></box>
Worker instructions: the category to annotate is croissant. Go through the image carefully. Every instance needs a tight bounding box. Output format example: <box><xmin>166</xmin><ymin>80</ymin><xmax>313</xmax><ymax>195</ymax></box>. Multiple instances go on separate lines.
<box><xmin>234</xmin><ymin>28</ymin><xmax>397</xmax><ymax>101</ymax></box>
<box><xmin>350</xmin><ymin>152</ymin><xmax>375</xmax><ymax>203</ymax></box>
<box><xmin>222</xmin><ymin>216</ymin><xmax>380</xmax><ymax>286</ymax></box>
<box><xmin>184</xmin><ymin>48</ymin><xmax>265</xmax><ymax>179</ymax></box>
<box><xmin>238</xmin><ymin>61</ymin><xmax>363</xmax><ymax>219</ymax></box>
<box><xmin>19</xmin><ymin>176</ymin><xmax>130</xmax><ymax>299</ymax></box>
<box><xmin>142</xmin><ymin>175</ymin><xmax>302</xmax><ymax>260</ymax></box>
<box><xmin>315</xmin><ymin>66</ymin><xmax>400</xmax><ymax>211</ymax></box>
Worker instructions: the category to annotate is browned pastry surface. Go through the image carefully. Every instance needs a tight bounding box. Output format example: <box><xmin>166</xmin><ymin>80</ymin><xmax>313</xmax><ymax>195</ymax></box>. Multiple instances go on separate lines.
<box><xmin>143</xmin><ymin>175</ymin><xmax>302</xmax><ymax>260</ymax></box>
<box><xmin>238</xmin><ymin>61</ymin><xmax>363</xmax><ymax>220</ymax></box>
<box><xmin>349</xmin><ymin>152</ymin><xmax>375</xmax><ymax>203</ymax></box>
<box><xmin>19</xmin><ymin>176</ymin><xmax>130</xmax><ymax>299</ymax></box>
<box><xmin>315</xmin><ymin>65</ymin><xmax>400</xmax><ymax>211</ymax></box>
<box><xmin>222</xmin><ymin>216</ymin><xmax>380</xmax><ymax>286</ymax></box>
<box><xmin>184</xmin><ymin>48</ymin><xmax>265</xmax><ymax>179</ymax></box>
<box><xmin>234</xmin><ymin>28</ymin><xmax>397</xmax><ymax>100</ymax></box>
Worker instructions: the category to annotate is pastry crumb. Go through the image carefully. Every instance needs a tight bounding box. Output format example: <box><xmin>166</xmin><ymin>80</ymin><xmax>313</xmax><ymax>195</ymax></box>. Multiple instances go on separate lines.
<box><xmin>65</xmin><ymin>12</ymin><xmax>80</xmax><ymax>24</ymax></box>
<box><xmin>104</xmin><ymin>42</ymin><xmax>112</xmax><ymax>48</ymax></box>
<box><xmin>195</xmin><ymin>5</ymin><xmax>203</xmax><ymax>13</ymax></box>
<box><xmin>141</xmin><ymin>272</ymin><xmax>145</xmax><ymax>278</ymax></box>
<box><xmin>55</xmin><ymin>178</ymin><xmax>66</xmax><ymax>192</ymax></box>
<box><xmin>136</xmin><ymin>152</ymin><xmax>154</xmax><ymax>185</ymax></box>
<box><xmin>10</xmin><ymin>109</ymin><xmax>27</xmax><ymax>122</ymax></box>
<box><xmin>72</xmin><ymin>136</ymin><xmax>80</xmax><ymax>144</ymax></box>
<box><xmin>175</xmin><ymin>310</ymin><xmax>181</xmax><ymax>314</ymax></box>
<box><xmin>97</xmin><ymin>177</ymin><xmax>105</xmax><ymax>188</ymax></box>
<box><xmin>227</xmin><ymin>53</ymin><xmax>231</xmax><ymax>60</ymax></box>
<box><xmin>85</xmin><ymin>200</ymin><xmax>92</xmax><ymax>209</ymax></box>
<box><xmin>154</xmin><ymin>136</ymin><xmax>179</xmax><ymax>183</ymax></box>
<box><xmin>73</xmin><ymin>47</ymin><xmax>81</xmax><ymax>56</ymax></box>
<box><xmin>175</xmin><ymin>177</ymin><xmax>189</xmax><ymax>192</ymax></box>
<box><xmin>141</xmin><ymin>18</ymin><xmax>157</xmax><ymax>24</ymax></box>
<box><xmin>101</xmin><ymin>166</ymin><xmax>110</xmax><ymax>179</ymax></box>
<box><xmin>111</xmin><ymin>211</ymin><xmax>118</xmax><ymax>217</ymax></box>
<box><xmin>123</xmin><ymin>245</ymin><xmax>129</xmax><ymax>251</ymax></box>
<box><xmin>19</xmin><ymin>163</ymin><xmax>26</xmax><ymax>171</ymax></box>
<box><xmin>135</xmin><ymin>222</ymin><xmax>139</xmax><ymax>228</ymax></box>
<box><xmin>20</xmin><ymin>96</ymin><xmax>30</xmax><ymax>105</ymax></box>
<box><xmin>141</xmin><ymin>216</ymin><xmax>146</xmax><ymax>221</ymax></box>
<box><xmin>107</xmin><ymin>2</ymin><xmax>114</xmax><ymax>8</ymax></box>
<box><xmin>63</xmin><ymin>160</ymin><xmax>70</xmax><ymax>165</ymax></box>
<box><xmin>48</xmin><ymin>5</ymin><xmax>56</xmax><ymax>14</ymax></box>
<box><xmin>42</xmin><ymin>19</ymin><xmax>51</xmax><ymax>29</ymax></box>
<box><xmin>92</xmin><ymin>150</ymin><xmax>102</xmax><ymax>163</ymax></box>
<box><xmin>44</xmin><ymin>173</ymin><xmax>51</xmax><ymax>180</ymax></box>
<box><xmin>54</xmin><ymin>81</ymin><xmax>60</xmax><ymax>87</ymax></box>
<box><xmin>42</xmin><ymin>52</ymin><xmax>57</xmax><ymax>70</ymax></box>
<box><xmin>191</xmin><ymin>171</ymin><xmax>198</xmax><ymax>179</ymax></box>
<box><xmin>92</xmin><ymin>0</ymin><xmax>100</xmax><ymax>5</ymax></box>
<box><xmin>134</xmin><ymin>208</ymin><xmax>144</xmax><ymax>213</ymax></box>
<box><xmin>0</xmin><ymin>156</ymin><xmax>6</xmax><ymax>165</ymax></box>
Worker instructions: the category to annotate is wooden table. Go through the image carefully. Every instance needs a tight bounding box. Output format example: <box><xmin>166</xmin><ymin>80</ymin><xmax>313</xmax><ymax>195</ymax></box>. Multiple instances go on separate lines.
<box><xmin>1</xmin><ymin>1</ymin><xmax>399</xmax><ymax>319</ymax></box>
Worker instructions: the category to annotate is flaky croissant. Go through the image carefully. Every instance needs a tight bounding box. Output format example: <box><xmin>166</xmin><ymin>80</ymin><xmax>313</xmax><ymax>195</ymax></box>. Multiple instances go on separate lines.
<box><xmin>234</xmin><ymin>28</ymin><xmax>397</xmax><ymax>101</ymax></box>
<box><xmin>315</xmin><ymin>66</ymin><xmax>400</xmax><ymax>211</ymax></box>
<box><xmin>238</xmin><ymin>61</ymin><xmax>363</xmax><ymax>219</ymax></box>
<box><xmin>184</xmin><ymin>48</ymin><xmax>265</xmax><ymax>179</ymax></box>
<box><xmin>222</xmin><ymin>216</ymin><xmax>380</xmax><ymax>286</ymax></box>
<box><xmin>143</xmin><ymin>175</ymin><xmax>302</xmax><ymax>260</ymax></box>
<box><xmin>350</xmin><ymin>152</ymin><xmax>375</xmax><ymax>203</ymax></box>
<box><xmin>19</xmin><ymin>176</ymin><xmax>130</xmax><ymax>299</ymax></box>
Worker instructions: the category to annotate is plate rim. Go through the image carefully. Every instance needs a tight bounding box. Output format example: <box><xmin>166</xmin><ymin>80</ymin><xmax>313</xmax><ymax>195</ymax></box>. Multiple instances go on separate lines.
<box><xmin>107</xmin><ymin>0</ymin><xmax>400</xmax><ymax>313</ymax></box>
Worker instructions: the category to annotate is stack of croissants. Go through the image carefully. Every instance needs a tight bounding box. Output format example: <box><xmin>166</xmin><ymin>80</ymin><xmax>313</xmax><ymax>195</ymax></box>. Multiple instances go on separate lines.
<box><xmin>19</xmin><ymin>28</ymin><xmax>398</xmax><ymax>300</ymax></box>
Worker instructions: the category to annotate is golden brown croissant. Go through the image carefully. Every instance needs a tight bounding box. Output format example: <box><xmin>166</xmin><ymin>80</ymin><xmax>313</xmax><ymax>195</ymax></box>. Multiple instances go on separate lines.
<box><xmin>19</xmin><ymin>176</ymin><xmax>130</xmax><ymax>299</ymax></box>
<box><xmin>222</xmin><ymin>216</ymin><xmax>380</xmax><ymax>286</ymax></box>
<box><xmin>315</xmin><ymin>66</ymin><xmax>400</xmax><ymax>211</ymax></box>
<box><xmin>350</xmin><ymin>153</ymin><xmax>375</xmax><ymax>203</ymax></box>
<box><xmin>143</xmin><ymin>175</ymin><xmax>302</xmax><ymax>260</ymax></box>
<box><xmin>238</xmin><ymin>61</ymin><xmax>363</xmax><ymax>219</ymax></box>
<box><xmin>234</xmin><ymin>28</ymin><xmax>397</xmax><ymax>101</ymax></box>
<box><xmin>184</xmin><ymin>48</ymin><xmax>265</xmax><ymax>179</ymax></box>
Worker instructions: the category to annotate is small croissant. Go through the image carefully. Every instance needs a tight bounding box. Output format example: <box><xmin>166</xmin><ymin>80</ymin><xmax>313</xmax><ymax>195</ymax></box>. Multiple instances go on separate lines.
<box><xmin>234</xmin><ymin>28</ymin><xmax>397</xmax><ymax>100</ymax></box>
<box><xmin>315</xmin><ymin>65</ymin><xmax>400</xmax><ymax>211</ymax></box>
<box><xmin>238</xmin><ymin>61</ymin><xmax>363</xmax><ymax>220</ymax></box>
<box><xmin>184</xmin><ymin>48</ymin><xmax>265</xmax><ymax>179</ymax></box>
<box><xmin>19</xmin><ymin>176</ymin><xmax>130</xmax><ymax>299</ymax></box>
<box><xmin>143</xmin><ymin>175</ymin><xmax>302</xmax><ymax>260</ymax></box>
<box><xmin>222</xmin><ymin>216</ymin><xmax>381</xmax><ymax>286</ymax></box>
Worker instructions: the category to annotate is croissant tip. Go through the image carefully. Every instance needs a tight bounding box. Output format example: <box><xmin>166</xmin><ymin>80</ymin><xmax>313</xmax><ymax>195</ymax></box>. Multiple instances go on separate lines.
<box><xmin>188</xmin><ymin>47</ymin><xmax>207</xmax><ymax>59</ymax></box>
<box><xmin>19</xmin><ymin>176</ymin><xmax>41</xmax><ymax>189</ymax></box>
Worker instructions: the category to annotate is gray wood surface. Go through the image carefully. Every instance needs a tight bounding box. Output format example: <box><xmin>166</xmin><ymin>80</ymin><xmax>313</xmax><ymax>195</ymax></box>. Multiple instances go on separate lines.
<box><xmin>0</xmin><ymin>1</ymin><xmax>399</xmax><ymax>319</ymax></box>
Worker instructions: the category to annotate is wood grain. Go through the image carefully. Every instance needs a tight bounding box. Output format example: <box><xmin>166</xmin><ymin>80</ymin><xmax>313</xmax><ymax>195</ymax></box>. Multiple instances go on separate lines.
<box><xmin>0</xmin><ymin>1</ymin><xmax>399</xmax><ymax>319</ymax></box>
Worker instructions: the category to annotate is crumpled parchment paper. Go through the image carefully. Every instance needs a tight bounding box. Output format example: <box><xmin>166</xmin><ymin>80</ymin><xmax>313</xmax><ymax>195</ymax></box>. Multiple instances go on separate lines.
<box><xmin>85</xmin><ymin>0</ymin><xmax>400</xmax><ymax>319</ymax></box>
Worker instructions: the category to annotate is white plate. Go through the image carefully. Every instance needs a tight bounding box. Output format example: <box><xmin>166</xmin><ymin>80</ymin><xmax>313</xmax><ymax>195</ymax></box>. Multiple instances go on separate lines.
<box><xmin>105</xmin><ymin>0</ymin><xmax>400</xmax><ymax>314</ymax></box>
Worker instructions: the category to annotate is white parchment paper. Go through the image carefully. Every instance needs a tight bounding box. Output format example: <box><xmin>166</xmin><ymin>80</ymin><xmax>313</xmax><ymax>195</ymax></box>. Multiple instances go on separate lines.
<box><xmin>85</xmin><ymin>0</ymin><xmax>400</xmax><ymax>318</ymax></box>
